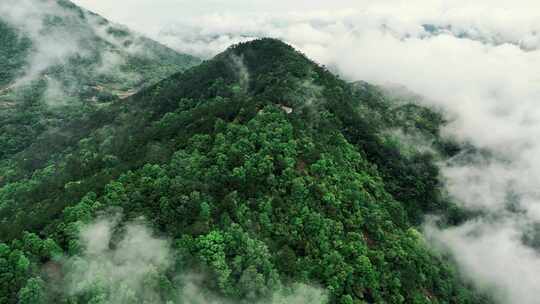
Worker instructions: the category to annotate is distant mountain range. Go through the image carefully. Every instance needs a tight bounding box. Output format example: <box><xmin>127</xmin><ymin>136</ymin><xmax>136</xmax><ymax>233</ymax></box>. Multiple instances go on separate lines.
<box><xmin>0</xmin><ymin>0</ymin><xmax>200</xmax><ymax>161</ymax></box>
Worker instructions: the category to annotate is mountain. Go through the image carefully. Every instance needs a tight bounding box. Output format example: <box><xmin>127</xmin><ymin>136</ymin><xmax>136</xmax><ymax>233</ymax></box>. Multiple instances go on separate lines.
<box><xmin>0</xmin><ymin>35</ymin><xmax>493</xmax><ymax>303</ymax></box>
<box><xmin>0</xmin><ymin>0</ymin><xmax>200</xmax><ymax>162</ymax></box>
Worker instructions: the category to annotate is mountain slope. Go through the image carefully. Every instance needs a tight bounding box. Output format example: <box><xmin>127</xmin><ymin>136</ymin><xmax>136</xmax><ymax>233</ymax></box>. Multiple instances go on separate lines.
<box><xmin>0</xmin><ymin>0</ymin><xmax>200</xmax><ymax>162</ymax></box>
<box><xmin>0</xmin><ymin>38</ymin><xmax>490</xmax><ymax>303</ymax></box>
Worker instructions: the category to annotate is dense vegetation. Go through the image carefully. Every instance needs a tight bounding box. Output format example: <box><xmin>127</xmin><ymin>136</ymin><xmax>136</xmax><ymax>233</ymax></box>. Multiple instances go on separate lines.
<box><xmin>0</xmin><ymin>2</ymin><xmax>492</xmax><ymax>300</ymax></box>
<box><xmin>0</xmin><ymin>36</ymin><xmax>493</xmax><ymax>303</ymax></box>
<box><xmin>0</xmin><ymin>1</ymin><xmax>199</xmax><ymax>162</ymax></box>
<box><xmin>0</xmin><ymin>20</ymin><xmax>31</xmax><ymax>88</ymax></box>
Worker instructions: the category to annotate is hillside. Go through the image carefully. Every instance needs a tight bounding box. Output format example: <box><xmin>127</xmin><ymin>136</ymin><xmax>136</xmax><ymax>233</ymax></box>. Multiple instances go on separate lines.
<box><xmin>0</xmin><ymin>0</ymin><xmax>200</xmax><ymax>162</ymax></box>
<box><xmin>0</xmin><ymin>37</ymin><xmax>492</xmax><ymax>304</ymax></box>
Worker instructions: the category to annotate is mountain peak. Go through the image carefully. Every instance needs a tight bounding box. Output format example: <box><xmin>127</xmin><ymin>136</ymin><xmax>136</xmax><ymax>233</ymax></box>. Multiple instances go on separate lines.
<box><xmin>224</xmin><ymin>38</ymin><xmax>298</xmax><ymax>57</ymax></box>
<box><xmin>220</xmin><ymin>38</ymin><xmax>313</xmax><ymax>78</ymax></box>
<box><xmin>0</xmin><ymin>8</ymin><xmax>489</xmax><ymax>303</ymax></box>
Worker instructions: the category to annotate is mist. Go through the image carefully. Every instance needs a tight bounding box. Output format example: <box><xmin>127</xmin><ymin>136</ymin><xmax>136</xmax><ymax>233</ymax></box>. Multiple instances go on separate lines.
<box><xmin>69</xmin><ymin>1</ymin><xmax>540</xmax><ymax>302</ymax></box>
<box><xmin>58</xmin><ymin>217</ymin><xmax>327</xmax><ymax>304</ymax></box>
<box><xmin>0</xmin><ymin>0</ymin><xmax>170</xmax><ymax>103</ymax></box>
<box><xmin>0</xmin><ymin>0</ymin><xmax>87</xmax><ymax>86</ymax></box>
<box><xmin>62</xmin><ymin>217</ymin><xmax>172</xmax><ymax>303</ymax></box>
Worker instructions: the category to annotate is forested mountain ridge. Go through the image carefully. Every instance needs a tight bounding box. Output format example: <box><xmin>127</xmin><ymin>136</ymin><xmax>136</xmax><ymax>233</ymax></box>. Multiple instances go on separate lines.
<box><xmin>0</xmin><ymin>0</ymin><xmax>200</xmax><ymax>162</ymax></box>
<box><xmin>0</xmin><ymin>28</ymin><xmax>491</xmax><ymax>304</ymax></box>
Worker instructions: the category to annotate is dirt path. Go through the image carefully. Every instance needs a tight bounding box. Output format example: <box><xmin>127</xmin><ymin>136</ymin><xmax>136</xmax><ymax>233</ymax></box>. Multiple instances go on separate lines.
<box><xmin>0</xmin><ymin>84</ymin><xmax>14</xmax><ymax>95</ymax></box>
<box><xmin>118</xmin><ymin>89</ymin><xmax>138</xmax><ymax>100</ymax></box>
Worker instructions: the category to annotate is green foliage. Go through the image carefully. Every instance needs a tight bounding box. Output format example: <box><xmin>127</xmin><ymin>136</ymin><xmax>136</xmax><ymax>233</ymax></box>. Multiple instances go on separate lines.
<box><xmin>18</xmin><ymin>277</ymin><xmax>46</xmax><ymax>304</ymax></box>
<box><xmin>0</xmin><ymin>37</ymin><xmax>492</xmax><ymax>304</ymax></box>
<box><xmin>0</xmin><ymin>1</ymin><xmax>200</xmax><ymax>163</ymax></box>
<box><xmin>0</xmin><ymin>21</ymin><xmax>31</xmax><ymax>87</ymax></box>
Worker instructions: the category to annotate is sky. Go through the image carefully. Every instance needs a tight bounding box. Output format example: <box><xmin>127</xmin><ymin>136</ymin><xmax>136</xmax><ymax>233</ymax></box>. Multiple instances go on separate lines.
<box><xmin>62</xmin><ymin>0</ymin><xmax>540</xmax><ymax>302</ymax></box>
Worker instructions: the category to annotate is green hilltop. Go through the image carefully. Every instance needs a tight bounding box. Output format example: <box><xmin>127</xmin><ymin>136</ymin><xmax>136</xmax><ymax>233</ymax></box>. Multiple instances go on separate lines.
<box><xmin>0</xmin><ymin>2</ymin><xmax>492</xmax><ymax>302</ymax></box>
<box><xmin>0</xmin><ymin>36</ymin><xmax>492</xmax><ymax>303</ymax></box>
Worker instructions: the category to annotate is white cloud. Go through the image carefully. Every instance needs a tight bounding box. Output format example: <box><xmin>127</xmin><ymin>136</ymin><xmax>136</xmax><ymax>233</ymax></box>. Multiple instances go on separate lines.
<box><xmin>71</xmin><ymin>0</ymin><xmax>540</xmax><ymax>53</ymax></box>
<box><xmin>63</xmin><ymin>217</ymin><xmax>327</xmax><ymax>304</ymax></box>
<box><xmin>425</xmin><ymin>218</ymin><xmax>540</xmax><ymax>304</ymax></box>
<box><xmin>65</xmin><ymin>218</ymin><xmax>172</xmax><ymax>303</ymax></box>
<box><xmin>0</xmin><ymin>0</ymin><xmax>89</xmax><ymax>86</ymax></box>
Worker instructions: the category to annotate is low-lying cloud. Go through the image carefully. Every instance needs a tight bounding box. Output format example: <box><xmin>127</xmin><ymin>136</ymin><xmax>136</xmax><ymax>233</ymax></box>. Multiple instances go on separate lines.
<box><xmin>0</xmin><ymin>0</ymin><xmax>165</xmax><ymax>100</ymax></box>
<box><xmin>63</xmin><ymin>218</ymin><xmax>172</xmax><ymax>303</ymax></box>
<box><xmin>425</xmin><ymin>217</ymin><xmax>540</xmax><ymax>304</ymax></box>
<box><xmin>144</xmin><ymin>2</ymin><xmax>540</xmax><ymax>58</ymax></box>
<box><xmin>58</xmin><ymin>217</ymin><xmax>327</xmax><ymax>304</ymax></box>
<box><xmin>0</xmin><ymin>0</ymin><xmax>88</xmax><ymax>86</ymax></box>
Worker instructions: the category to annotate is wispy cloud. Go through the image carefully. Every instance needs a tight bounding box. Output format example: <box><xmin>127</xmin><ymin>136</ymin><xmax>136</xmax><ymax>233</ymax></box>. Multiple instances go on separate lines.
<box><xmin>63</xmin><ymin>217</ymin><xmax>172</xmax><ymax>303</ymax></box>
<box><xmin>0</xmin><ymin>0</ymin><xmax>88</xmax><ymax>86</ymax></box>
<box><xmin>0</xmin><ymin>0</ymin><xmax>167</xmax><ymax>96</ymax></box>
<box><xmin>59</xmin><ymin>217</ymin><xmax>327</xmax><ymax>304</ymax></box>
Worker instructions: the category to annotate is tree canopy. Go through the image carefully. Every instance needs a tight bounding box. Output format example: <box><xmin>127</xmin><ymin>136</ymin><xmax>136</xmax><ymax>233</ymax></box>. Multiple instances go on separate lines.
<box><xmin>0</xmin><ymin>34</ymin><xmax>492</xmax><ymax>304</ymax></box>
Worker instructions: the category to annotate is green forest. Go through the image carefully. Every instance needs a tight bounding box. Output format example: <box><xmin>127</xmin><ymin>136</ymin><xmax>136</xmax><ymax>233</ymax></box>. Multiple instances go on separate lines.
<box><xmin>0</xmin><ymin>4</ymin><xmax>199</xmax><ymax>163</ymax></box>
<box><xmin>0</xmin><ymin>1</ymin><xmax>493</xmax><ymax>303</ymax></box>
